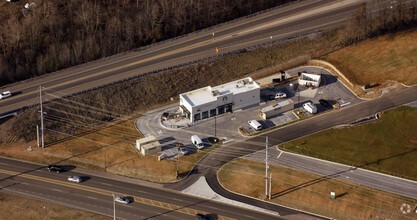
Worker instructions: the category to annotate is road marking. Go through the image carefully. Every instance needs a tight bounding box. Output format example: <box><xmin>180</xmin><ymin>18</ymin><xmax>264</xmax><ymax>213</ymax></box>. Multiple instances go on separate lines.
<box><xmin>52</xmin><ymin>188</ymin><xmax>62</xmax><ymax>192</ymax></box>
<box><xmin>87</xmin><ymin>196</ymin><xmax>98</xmax><ymax>200</ymax></box>
<box><xmin>0</xmin><ymin>168</ymin><xmax>234</xmax><ymax>219</ymax></box>
<box><xmin>101</xmin><ymin>182</ymin><xmax>112</xmax><ymax>186</ymax></box>
<box><xmin>277</xmin><ymin>151</ymin><xmax>284</xmax><ymax>159</ymax></box>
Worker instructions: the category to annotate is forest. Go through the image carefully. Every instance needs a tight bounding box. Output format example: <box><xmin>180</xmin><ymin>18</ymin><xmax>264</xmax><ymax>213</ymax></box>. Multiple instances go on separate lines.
<box><xmin>0</xmin><ymin>0</ymin><xmax>294</xmax><ymax>86</ymax></box>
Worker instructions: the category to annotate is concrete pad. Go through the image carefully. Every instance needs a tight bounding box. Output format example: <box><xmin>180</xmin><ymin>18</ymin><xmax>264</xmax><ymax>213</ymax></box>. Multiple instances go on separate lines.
<box><xmin>182</xmin><ymin>176</ymin><xmax>280</xmax><ymax>217</ymax></box>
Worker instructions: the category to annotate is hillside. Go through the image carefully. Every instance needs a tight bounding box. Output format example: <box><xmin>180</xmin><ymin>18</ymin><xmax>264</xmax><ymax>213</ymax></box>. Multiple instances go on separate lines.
<box><xmin>327</xmin><ymin>28</ymin><xmax>417</xmax><ymax>86</ymax></box>
<box><xmin>0</xmin><ymin>0</ymin><xmax>293</xmax><ymax>86</ymax></box>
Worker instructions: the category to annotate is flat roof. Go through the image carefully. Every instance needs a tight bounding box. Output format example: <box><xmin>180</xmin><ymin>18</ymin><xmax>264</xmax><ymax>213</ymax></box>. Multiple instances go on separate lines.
<box><xmin>136</xmin><ymin>135</ymin><xmax>160</xmax><ymax>150</ymax></box>
<box><xmin>260</xmin><ymin>99</ymin><xmax>294</xmax><ymax>112</ymax></box>
<box><xmin>180</xmin><ymin>77</ymin><xmax>260</xmax><ymax>107</ymax></box>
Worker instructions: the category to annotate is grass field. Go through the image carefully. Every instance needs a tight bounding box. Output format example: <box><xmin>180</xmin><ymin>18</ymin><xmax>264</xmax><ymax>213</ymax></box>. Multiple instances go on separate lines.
<box><xmin>0</xmin><ymin>193</ymin><xmax>108</xmax><ymax>220</ymax></box>
<box><xmin>0</xmin><ymin>119</ymin><xmax>219</xmax><ymax>183</ymax></box>
<box><xmin>280</xmin><ymin>106</ymin><xmax>417</xmax><ymax>181</ymax></box>
<box><xmin>326</xmin><ymin>28</ymin><xmax>417</xmax><ymax>86</ymax></box>
<box><xmin>218</xmin><ymin>158</ymin><xmax>417</xmax><ymax>220</ymax></box>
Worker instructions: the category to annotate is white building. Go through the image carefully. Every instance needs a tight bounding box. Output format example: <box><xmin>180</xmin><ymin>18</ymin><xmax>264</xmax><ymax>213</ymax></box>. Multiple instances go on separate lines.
<box><xmin>135</xmin><ymin>135</ymin><xmax>161</xmax><ymax>156</ymax></box>
<box><xmin>260</xmin><ymin>99</ymin><xmax>294</xmax><ymax>120</ymax></box>
<box><xmin>179</xmin><ymin>77</ymin><xmax>260</xmax><ymax>123</ymax></box>
<box><xmin>298</xmin><ymin>73</ymin><xmax>321</xmax><ymax>87</ymax></box>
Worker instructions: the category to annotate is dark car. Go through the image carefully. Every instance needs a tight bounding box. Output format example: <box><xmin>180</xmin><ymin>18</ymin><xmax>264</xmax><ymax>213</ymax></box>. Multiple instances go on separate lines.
<box><xmin>195</xmin><ymin>213</ymin><xmax>210</xmax><ymax>220</ymax></box>
<box><xmin>47</xmin><ymin>165</ymin><xmax>63</xmax><ymax>173</ymax></box>
<box><xmin>319</xmin><ymin>99</ymin><xmax>331</xmax><ymax>108</ymax></box>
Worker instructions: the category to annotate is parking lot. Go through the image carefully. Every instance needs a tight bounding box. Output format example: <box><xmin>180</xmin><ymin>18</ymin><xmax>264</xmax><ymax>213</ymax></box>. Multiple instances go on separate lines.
<box><xmin>136</xmin><ymin>66</ymin><xmax>361</xmax><ymax>158</ymax></box>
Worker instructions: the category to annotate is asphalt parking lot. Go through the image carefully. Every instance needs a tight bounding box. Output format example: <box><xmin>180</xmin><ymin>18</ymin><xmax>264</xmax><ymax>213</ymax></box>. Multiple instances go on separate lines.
<box><xmin>136</xmin><ymin>66</ymin><xmax>361</xmax><ymax>157</ymax></box>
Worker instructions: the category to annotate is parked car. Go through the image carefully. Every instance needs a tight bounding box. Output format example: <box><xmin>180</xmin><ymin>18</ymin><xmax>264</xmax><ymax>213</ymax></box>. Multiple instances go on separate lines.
<box><xmin>47</xmin><ymin>165</ymin><xmax>63</xmax><ymax>173</ymax></box>
<box><xmin>67</xmin><ymin>176</ymin><xmax>82</xmax><ymax>183</ymax></box>
<box><xmin>248</xmin><ymin>120</ymin><xmax>262</xmax><ymax>131</ymax></box>
<box><xmin>179</xmin><ymin>147</ymin><xmax>189</xmax><ymax>155</ymax></box>
<box><xmin>269</xmin><ymin>92</ymin><xmax>286</xmax><ymax>100</ymax></box>
<box><xmin>319</xmin><ymin>99</ymin><xmax>331</xmax><ymax>108</ymax></box>
<box><xmin>0</xmin><ymin>91</ymin><xmax>11</xmax><ymax>99</ymax></box>
<box><xmin>191</xmin><ymin>135</ymin><xmax>204</xmax><ymax>150</ymax></box>
<box><xmin>274</xmin><ymin>92</ymin><xmax>287</xmax><ymax>99</ymax></box>
<box><xmin>114</xmin><ymin>195</ymin><xmax>131</xmax><ymax>204</ymax></box>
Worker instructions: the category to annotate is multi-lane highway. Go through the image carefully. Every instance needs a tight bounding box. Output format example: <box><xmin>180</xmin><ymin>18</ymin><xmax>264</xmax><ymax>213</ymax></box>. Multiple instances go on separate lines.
<box><xmin>0</xmin><ymin>157</ymin><xmax>323</xmax><ymax>219</ymax></box>
<box><xmin>0</xmin><ymin>0</ymin><xmax>367</xmax><ymax>116</ymax></box>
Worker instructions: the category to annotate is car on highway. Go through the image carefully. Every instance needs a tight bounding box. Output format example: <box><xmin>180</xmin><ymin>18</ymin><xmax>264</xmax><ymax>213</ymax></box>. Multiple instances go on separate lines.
<box><xmin>114</xmin><ymin>195</ymin><xmax>131</xmax><ymax>204</ymax></box>
<box><xmin>195</xmin><ymin>213</ymin><xmax>210</xmax><ymax>220</ymax></box>
<box><xmin>67</xmin><ymin>176</ymin><xmax>82</xmax><ymax>183</ymax></box>
<box><xmin>179</xmin><ymin>147</ymin><xmax>189</xmax><ymax>155</ymax></box>
<box><xmin>0</xmin><ymin>91</ymin><xmax>11</xmax><ymax>99</ymax></box>
<box><xmin>47</xmin><ymin>165</ymin><xmax>63</xmax><ymax>173</ymax></box>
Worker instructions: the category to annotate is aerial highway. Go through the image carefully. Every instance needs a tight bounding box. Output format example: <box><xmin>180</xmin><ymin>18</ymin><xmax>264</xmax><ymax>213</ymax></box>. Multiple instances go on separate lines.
<box><xmin>0</xmin><ymin>157</ymin><xmax>323</xmax><ymax>220</ymax></box>
<box><xmin>0</xmin><ymin>0</ymin><xmax>368</xmax><ymax>116</ymax></box>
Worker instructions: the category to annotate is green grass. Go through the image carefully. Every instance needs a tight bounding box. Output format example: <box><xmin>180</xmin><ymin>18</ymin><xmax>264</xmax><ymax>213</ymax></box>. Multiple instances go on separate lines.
<box><xmin>280</xmin><ymin>106</ymin><xmax>417</xmax><ymax>180</ymax></box>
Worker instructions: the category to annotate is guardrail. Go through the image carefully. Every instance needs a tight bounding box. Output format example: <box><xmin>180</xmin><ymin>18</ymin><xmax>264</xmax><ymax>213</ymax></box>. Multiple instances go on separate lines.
<box><xmin>7</xmin><ymin>29</ymin><xmax>321</xmax><ymax>116</ymax></box>
<box><xmin>0</xmin><ymin>0</ymin><xmax>301</xmax><ymax>90</ymax></box>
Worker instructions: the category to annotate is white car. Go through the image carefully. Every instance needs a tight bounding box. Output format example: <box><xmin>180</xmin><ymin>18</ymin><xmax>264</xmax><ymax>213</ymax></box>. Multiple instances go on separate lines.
<box><xmin>274</xmin><ymin>92</ymin><xmax>287</xmax><ymax>99</ymax></box>
<box><xmin>0</xmin><ymin>91</ymin><xmax>11</xmax><ymax>99</ymax></box>
<box><xmin>114</xmin><ymin>196</ymin><xmax>131</xmax><ymax>204</ymax></box>
<box><xmin>67</xmin><ymin>176</ymin><xmax>82</xmax><ymax>183</ymax></box>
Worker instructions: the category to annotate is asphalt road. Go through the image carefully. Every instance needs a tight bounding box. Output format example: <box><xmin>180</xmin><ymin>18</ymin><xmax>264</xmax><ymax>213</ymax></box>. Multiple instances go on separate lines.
<box><xmin>0</xmin><ymin>0</ymin><xmax>367</xmax><ymax>116</ymax></box>
<box><xmin>0</xmin><ymin>157</ymin><xmax>291</xmax><ymax>220</ymax></box>
<box><xmin>169</xmin><ymin>85</ymin><xmax>417</xmax><ymax>204</ymax></box>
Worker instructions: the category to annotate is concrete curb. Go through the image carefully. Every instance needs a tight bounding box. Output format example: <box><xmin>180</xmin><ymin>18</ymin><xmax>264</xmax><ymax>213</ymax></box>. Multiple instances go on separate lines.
<box><xmin>216</xmin><ymin>159</ymin><xmax>332</xmax><ymax>219</ymax></box>
<box><xmin>276</xmin><ymin>146</ymin><xmax>417</xmax><ymax>186</ymax></box>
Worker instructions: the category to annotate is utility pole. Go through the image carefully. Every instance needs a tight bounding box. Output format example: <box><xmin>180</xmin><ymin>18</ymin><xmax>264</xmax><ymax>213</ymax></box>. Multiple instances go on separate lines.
<box><xmin>39</xmin><ymin>86</ymin><xmax>45</xmax><ymax>148</ymax></box>
<box><xmin>113</xmin><ymin>194</ymin><xmax>116</xmax><ymax>220</ymax></box>
<box><xmin>36</xmin><ymin>125</ymin><xmax>40</xmax><ymax>147</ymax></box>
<box><xmin>265</xmin><ymin>136</ymin><xmax>269</xmax><ymax>197</ymax></box>
<box><xmin>269</xmin><ymin>174</ymin><xmax>272</xmax><ymax>200</ymax></box>
<box><xmin>176</xmin><ymin>156</ymin><xmax>179</xmax><ymax>179</ymax></box>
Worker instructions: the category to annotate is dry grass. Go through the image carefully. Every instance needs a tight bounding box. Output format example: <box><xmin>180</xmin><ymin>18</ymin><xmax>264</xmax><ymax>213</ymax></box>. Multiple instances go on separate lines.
<box><xmin>0</xmin><ymin>193</ymin><xmax>108</xmax><ymax>220</ymax></box>
<box><xmin>0</xmin><ymin>118</ymin><xmax>220</xmax><ymax>183</ymax></box>
<box><xmin>219</xmin><ymin>158</ymin><xmax>417</xmax><ymax>220</ymax></box>
<box><xmin>326</xmin><ymin>29</ymin><xmax>417</xmax><ymax>87</ymax></box>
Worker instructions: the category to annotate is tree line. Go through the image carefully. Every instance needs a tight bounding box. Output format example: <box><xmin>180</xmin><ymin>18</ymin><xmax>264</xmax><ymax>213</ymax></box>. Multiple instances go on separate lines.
<box><xmin>0</xmin><ymin>0</ymin><xmax>294</xmax><ymax>86</ymax></box>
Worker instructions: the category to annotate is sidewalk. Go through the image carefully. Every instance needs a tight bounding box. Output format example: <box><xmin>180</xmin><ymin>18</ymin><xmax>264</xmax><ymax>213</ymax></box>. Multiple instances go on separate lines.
<box><xmin>182</xmin><ymin>176</ymin><xmax>281</xmax><ymax>217</ymax></box>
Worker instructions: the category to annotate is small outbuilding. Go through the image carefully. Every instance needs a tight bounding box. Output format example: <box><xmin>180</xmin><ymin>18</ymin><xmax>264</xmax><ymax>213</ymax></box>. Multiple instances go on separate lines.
<box><xmin>135</xmin><ymin>135</ymin><xmax>161</xmax><ymax>156</ymax></box>
<box><xmin>298</xmin><ymin>73</ymin><xmax>321</xmax><ymax>88</ymax></box>
<box><xmin>260</xmin><ymin>99</ymin><xmax>294</xmax><ymax>120</ymax></box>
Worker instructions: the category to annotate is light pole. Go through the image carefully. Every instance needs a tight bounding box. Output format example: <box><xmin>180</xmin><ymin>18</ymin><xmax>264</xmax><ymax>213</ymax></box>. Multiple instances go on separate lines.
<box><xmin>113</xmin><ymin>194</ymin><xmax>116</xmax><ymax>220</ymax></box>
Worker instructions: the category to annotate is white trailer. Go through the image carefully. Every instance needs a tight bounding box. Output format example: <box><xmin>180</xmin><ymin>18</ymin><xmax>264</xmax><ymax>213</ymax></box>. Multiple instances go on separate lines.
<box><xmin>303</xmin><ymin>102</ymin><xmax>317</xmax><ymax>114</ymax></box>
<box><xmin>260</xmin><ymin>99</ymin><xmax>294</xmax><ymax>120</ymax></box>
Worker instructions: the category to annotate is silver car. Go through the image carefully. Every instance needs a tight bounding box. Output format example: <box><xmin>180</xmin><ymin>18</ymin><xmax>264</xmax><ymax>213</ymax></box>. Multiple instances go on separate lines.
<box><xmin>114</xmin><ymin>196</ymin><xmax>130</xmax><ymax>204</ymax></box>
<box><xmin>67</xmin><ymin>176</ymin><xmax>82</xmax><ymax>183</ymax></box>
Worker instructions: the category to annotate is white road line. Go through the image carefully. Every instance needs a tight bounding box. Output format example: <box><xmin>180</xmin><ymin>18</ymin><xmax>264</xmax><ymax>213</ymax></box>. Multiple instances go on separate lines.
<box><xmin>87</xmin><ymin>196</ymin><xmax>97</xmax><ymax>200</ymax></box>
<box><xmin>101</xmin><ymin>182</ymin><xmax>112</xmax><ymax>186</ymax></box>
<box><xmin>51</xmin><ymin>188</ymin><xmax>62</xmax><ymax>192</ymax></box>
<box><xmin>277</xmin><ymin>151</ymin><xmax>284</xmax><ymax>159</ymax></box>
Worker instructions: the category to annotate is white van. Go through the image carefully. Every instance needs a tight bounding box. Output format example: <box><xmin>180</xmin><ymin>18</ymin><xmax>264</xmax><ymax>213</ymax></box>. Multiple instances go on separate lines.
<box><xmin>191</xmin><ymin>135</ymin><xmax>204</xmax><ymax>150</ymax></box>
<box><xmin>248</xmin><ymin>120</ymin><xmax>262</xmax><ymax>131</ymax></box>
<box><xmin>303</xmin><ymin>102</ymin><xmax>317</xmax><ymax>114</ymax></box>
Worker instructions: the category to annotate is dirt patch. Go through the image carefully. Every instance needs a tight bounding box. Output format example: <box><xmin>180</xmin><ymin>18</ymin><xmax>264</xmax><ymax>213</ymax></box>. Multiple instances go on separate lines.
<box><xmin>0</xmin><ymin>193</ymin><xmax>107</xmax><ymax>220</ymax></box>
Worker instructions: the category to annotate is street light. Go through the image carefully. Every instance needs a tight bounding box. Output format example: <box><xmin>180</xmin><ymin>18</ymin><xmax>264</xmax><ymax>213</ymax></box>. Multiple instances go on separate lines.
<box><xmin>113</xmin><ymin>194</ymin><xmax>116</xmax><ymax>220</ymax></box>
